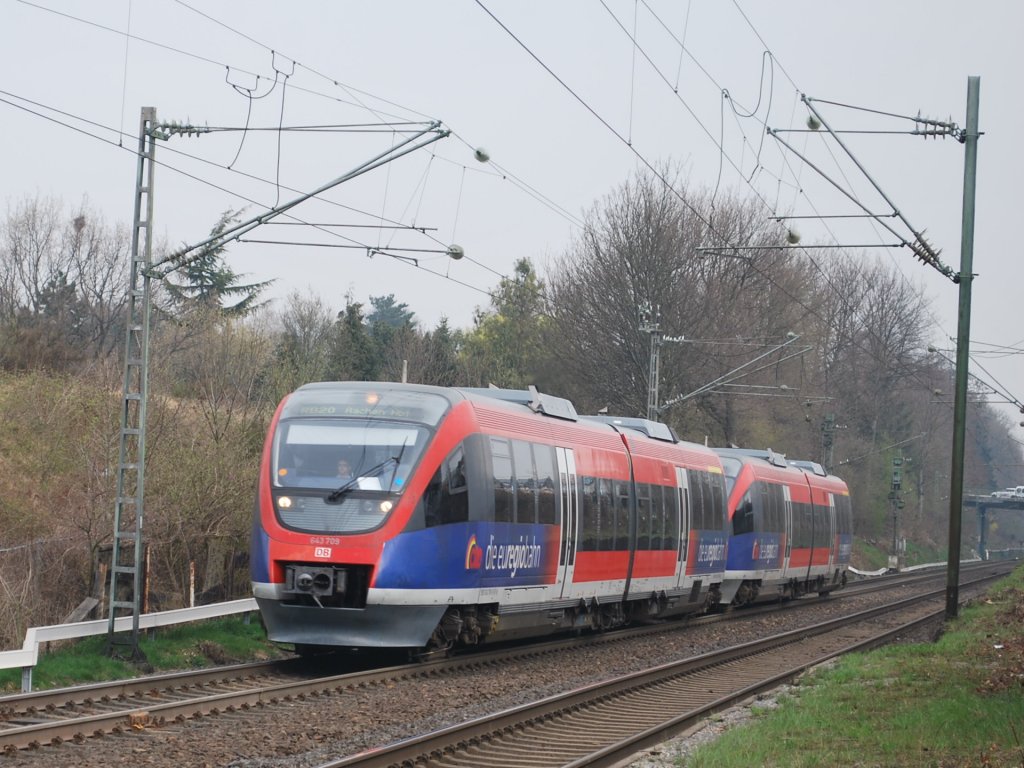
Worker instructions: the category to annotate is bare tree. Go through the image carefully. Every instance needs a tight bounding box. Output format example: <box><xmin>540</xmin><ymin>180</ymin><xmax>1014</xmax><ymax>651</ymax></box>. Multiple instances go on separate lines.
<box><xmin>65</xmin><ymin>206</ymin><xmax>131</xmax><ymax>360</ymax></box>
<box><xmin>0</xmin><ymin>195</ymin><xmax>131</xmax><ymax>369</ymax></box>
<box><xmin>545</xmin><ymin>168</ymin><xmax>800</xmax><ymax>444</ymax></box>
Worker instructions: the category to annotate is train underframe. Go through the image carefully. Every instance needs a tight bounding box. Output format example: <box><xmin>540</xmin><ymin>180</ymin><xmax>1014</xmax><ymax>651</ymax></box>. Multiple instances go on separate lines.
<box><xmin>419</xmin><ymin>584</ymin><xmax>723</xmax><ymax>656</ymax></box>
<box><xmin>257</xmin><ymin>574</ymin><xmax>723</xmax><ymax>657</ymax></box>
<box><xmin>728</xmin><ymin>567</ymin><xmax>849</xmax><ymax>608</ymax></box>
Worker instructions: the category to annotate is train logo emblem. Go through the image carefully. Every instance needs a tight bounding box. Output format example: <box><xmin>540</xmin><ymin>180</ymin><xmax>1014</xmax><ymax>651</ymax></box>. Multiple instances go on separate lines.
<box><xmin>314</xmin><ymin>547</ymin><xmax>332</xmax><ymax>559</ymax></box>
<box><xmin>465</xmin><ymin>535</ymin><xmax>483</xmax><ymax>570</ymax></box>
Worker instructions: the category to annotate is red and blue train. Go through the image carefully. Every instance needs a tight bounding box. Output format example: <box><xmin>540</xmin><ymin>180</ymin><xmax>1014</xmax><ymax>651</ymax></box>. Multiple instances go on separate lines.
<box><xmin>714</xmin><ymin>448</ymin><xmax>852</xmax><ymax>606</ymax></box>
<box><xmin>250</xmin><ymin>382</ymin><xmax>853</xmax><ymax>654</ymax></box>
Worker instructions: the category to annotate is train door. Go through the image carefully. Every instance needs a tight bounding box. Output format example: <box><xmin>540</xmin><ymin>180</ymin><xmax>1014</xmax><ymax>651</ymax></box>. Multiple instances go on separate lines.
<box><xmin>556</xmin><ymin>447</ymin><xmax>579</xmax><ymax>597</ymax></box>
<box><xmin>781</xmin><ymin>483</ymin><xmax>794</xmax><ymax>572</ymax></box>
<box><xmin>826</xmin><ymin>493</ymin><xmax>838</xmax><ymax>570</ymax></box>
<box><xmin>674</xmin><ymin>466</ymin><xmax>691</xmax><ymax>588</ymax></box>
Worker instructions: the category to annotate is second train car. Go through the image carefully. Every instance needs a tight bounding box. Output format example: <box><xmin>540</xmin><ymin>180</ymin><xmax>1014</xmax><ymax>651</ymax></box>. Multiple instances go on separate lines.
<box><xmin>714</xmin><ymin>448</ymin><xmax>853</xmax><ymax>606</ymax></box>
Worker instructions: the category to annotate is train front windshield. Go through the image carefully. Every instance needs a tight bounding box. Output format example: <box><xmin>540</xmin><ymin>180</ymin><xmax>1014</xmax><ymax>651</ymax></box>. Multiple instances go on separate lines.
<box><xmin>272</xmin><ymin>419</ymin><xmax>430</xmax><ymax>492</ymax></box>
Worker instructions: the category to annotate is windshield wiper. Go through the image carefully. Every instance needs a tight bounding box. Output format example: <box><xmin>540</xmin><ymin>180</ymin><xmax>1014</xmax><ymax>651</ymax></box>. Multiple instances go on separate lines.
<box><xmin>326</xmin><ymin>455</ymin><xmax>399</xmax><ymax>502</ymax></box>
<box><xmin>386</xmin><ymin>439</ymin><xmax>408</xmax><ymax>493</ymax></box>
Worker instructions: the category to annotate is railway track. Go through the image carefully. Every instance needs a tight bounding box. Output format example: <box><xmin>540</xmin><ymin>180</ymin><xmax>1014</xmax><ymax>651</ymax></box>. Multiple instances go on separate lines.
<box><xmin>0</xmin><ymin>561</ymin><xmax>1010</xmax><ymax>760</ymax></box>
<box><xmin>315</xmin><ymin>579</ymin><xmax>998</xmax><ymax>768</ymax></box>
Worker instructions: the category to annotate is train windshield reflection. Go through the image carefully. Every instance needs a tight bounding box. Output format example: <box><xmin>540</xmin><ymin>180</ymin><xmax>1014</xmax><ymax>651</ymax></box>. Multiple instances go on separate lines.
<box><xmin>271</xmin><ymin>419</ymin><xmax>429</xmax><ymax>491</ymax></box>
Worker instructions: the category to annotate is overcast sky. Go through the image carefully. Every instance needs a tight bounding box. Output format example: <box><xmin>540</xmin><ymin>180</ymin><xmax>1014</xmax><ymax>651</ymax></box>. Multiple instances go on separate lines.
<box><xmin>2</xmin><ymin>0</ymin><xmax>1022</xmax><ymax>422</ymax></box>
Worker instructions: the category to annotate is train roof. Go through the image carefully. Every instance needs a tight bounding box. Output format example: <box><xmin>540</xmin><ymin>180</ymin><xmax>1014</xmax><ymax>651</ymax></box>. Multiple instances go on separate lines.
<box><xmin>289</xmin><ymin>382</ymin><xmax>581</xmax><ymax>422</ymax></box>
<box><xmin>713</xmin><ymin>446</ymin><xmax>789</xmax><ymax>468</ymax></box>
<box><xmin>577</xmin><ymin>415</ymin><xmax>679</xmax><ymax>443</ymax></box>
<box><xmin>714</xmin><ymin>447</ymin><xmax>835</xmax><ymax>478</ymax></box>
<box><xmin>788</xmin><ymin>459</ymin><xmax>828</xmax><ymax>476</ymax></box>
<box><xmin>457</xmin><ymin>386</ymin><xmax>578</xmax><ymax>421</ymax></box>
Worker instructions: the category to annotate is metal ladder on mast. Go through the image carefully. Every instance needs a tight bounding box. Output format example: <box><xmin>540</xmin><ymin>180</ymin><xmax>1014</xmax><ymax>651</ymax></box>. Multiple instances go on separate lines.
<box><xmin>106</xmin><ymin>107</ymin><xmax>158</xmax><ymax>660</ymax></box>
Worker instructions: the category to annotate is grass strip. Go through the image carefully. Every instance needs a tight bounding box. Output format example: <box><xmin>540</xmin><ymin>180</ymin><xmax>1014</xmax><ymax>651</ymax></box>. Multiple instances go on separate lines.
<box><xmin>688</xmin><ymin>564</ymin><xmax>1024</xmax><ymax>767</ymax></box>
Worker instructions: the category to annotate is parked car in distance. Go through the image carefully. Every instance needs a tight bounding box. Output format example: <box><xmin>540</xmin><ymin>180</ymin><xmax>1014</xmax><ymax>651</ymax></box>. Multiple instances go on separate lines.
<box><xmin>990</xmin><ymin>487</ymin><xmax>1024</xmax><ymax>499</ymax></box>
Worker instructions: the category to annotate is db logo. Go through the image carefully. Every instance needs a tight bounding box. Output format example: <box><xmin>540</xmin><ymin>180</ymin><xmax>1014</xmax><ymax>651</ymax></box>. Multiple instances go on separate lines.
<box><xmin>314</xmin><ymin>547</ymin><xmax>332</xmax><ymax>559</ymax></box>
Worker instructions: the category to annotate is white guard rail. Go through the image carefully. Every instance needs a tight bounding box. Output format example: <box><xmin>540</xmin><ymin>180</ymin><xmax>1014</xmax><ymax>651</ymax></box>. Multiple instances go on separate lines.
<box><xmin>1</xmin><ymin>598</ymin><xmax>258</xmax><ymax>693</ymax></box>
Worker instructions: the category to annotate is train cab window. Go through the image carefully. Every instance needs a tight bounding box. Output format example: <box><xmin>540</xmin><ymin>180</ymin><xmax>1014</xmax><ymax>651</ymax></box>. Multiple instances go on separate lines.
<box><xmin>445</xmin><ymin>445</ymin><xmax>468</xmax><ymax>523</ymax></box>
<box><xmin>534</xmin><ymin>444</ymin><xmax>558</xmax><ymax>525</ymax></box>
<box><xmin>271</xmin><ymin>419</ymin><xmax>429</xmax><ymax>491</ymax></box>
<box><xmin>719</xmin><ymin>457</ymin><xmax>741</xmax><ymax>496</ymax></box>
<box><xmin>423</xmin><ymin>442</ymin><xmax>469</xmax><ymax>527</ymax></box>
<box><xmin>448</xmin><ymin>446</ymin><xmax>467</xmax><ymax>492</ymax></box>
<box><xmin>733</xmin><ymin>492</ymin><xmax>754</xmax><ymax>536</ymax></box>
<box><xmin>490</xmin><ymin>437</ymin><xmax>514</xmax><ymax>523</ymax></box>
<box><xmin>421</xmin><ymin>467</ymin><xmax>443</xmax><ymax>528</ymax></box>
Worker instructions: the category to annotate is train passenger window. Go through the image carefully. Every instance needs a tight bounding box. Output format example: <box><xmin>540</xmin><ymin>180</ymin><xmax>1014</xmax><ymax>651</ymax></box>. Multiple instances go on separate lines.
<box><xmin>695</xmin><ymin>471</ymin><xmax>713</xmax><ymax>530</ymax></box>
<box><xmin>598</xmin><ymin>477</ymin><xmax>614</xmax><ymax>549</ymax></box>
<box><xmin>579</xmin><ymin>476</ymin><xmax>598</xmax><ymax>551</ymax></box>
<box><xmin>760</xmin><ymin>483</ymin><xmax>772</xmax><ymax>533</ymax></box>
<box><xmin>534</xmin><ymin>444</ymin><xmax>558</xmax><ymax>525</ymax></box>
<box><xmin>636</xmin><ymin>483</ymin><xmax>651</xmax><ymax>549</ymax></box>
<box><xmin>665</xmin><ymin>483</ymin><xmax>679</xmax><ymax>552</ymax></box>
<box><xmin>490</xmin><ymin>437</ymin><xmax>514</xmax><ymax>523</ymax></box>
<box><xmin>686</xmin><ymin>470</ymin><xmax>703</xmax><ymax>530</ymax></box>
<box><xmin>614</xmin><ymin>480</ymin><xmax>630</xmax><ymax>550</ymax></box>
<box><xmin>710</xmin><ymin>473</ymin><xmax>726</xmax><ymax>531</ymax></box>
<box><xmin>771</xmin><ymin>484</ymin><xmax>786</xmax><ymax>533</ymax></box>
<box><xmin>649</xmin><ymin>485</ymin><xmax>664</xmax><ymax>549</ymax></box>
<box><xmin>837</xmin><ymin>494</ymin><xmax>853</xmax><ymax>535</ymax></box>
<box><xmin>791</xmin><ymin>501</ymin><xmax>811</xmax><ymax>547</ymax></box>
<box><xmin>512</xmin><ymin>440</ymin><xmax>537</xmax><ymax>524</ymax></box>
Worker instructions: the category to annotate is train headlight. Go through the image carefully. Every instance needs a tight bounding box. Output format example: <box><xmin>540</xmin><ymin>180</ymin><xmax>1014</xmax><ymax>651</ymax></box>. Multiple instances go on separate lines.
<box><xmin>380</xmin><ymin>500</ymin><xmax>393</xmax><ymax>513</ymax></box>
<box><xmin>278</xmin><ymin>496</ymin><xmax>293</xmax><ymax>509</ymax></box>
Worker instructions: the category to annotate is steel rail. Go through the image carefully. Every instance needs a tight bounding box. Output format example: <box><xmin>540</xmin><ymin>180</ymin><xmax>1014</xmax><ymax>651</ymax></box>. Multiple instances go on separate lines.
<box><xmin>312</xmin><ymin>570</ymin><xmax>1006</xmax><ymax>768</ymax></box>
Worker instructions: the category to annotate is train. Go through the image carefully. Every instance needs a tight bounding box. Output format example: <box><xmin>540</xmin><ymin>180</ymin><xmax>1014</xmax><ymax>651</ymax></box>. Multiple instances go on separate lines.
<box><xmin>250</xmin><ymin>382</ymin><xmax>853</xmax><ymax>655</ymax></box>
